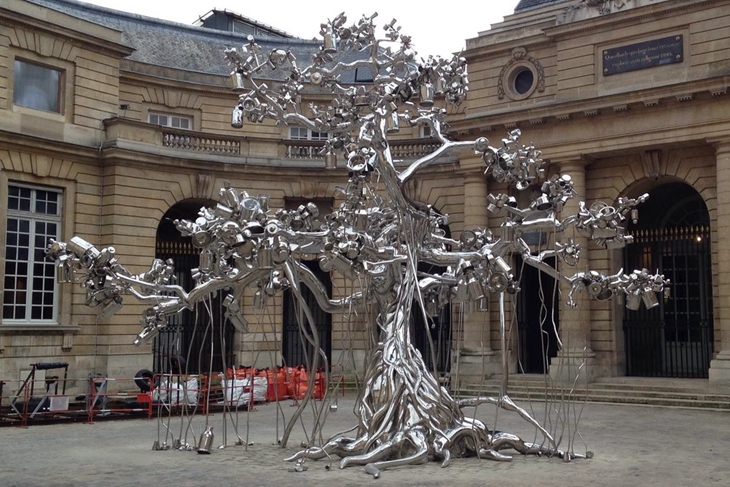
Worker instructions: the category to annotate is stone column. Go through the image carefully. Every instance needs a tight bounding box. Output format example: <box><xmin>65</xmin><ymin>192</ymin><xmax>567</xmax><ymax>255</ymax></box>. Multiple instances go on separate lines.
<box><xmin>456</xmin><ymin>156</ymin><xmax>499</xmax><ymax>386</ymax></box>
<box><xmin>551</xmin><ymin>158</ymin><xmax>597</xmax><ymax>383</ymax></box>
<box><xmin>709</xmin><ymin>140</ymin><xmax>730</xmax><ymax>384</ymax></box>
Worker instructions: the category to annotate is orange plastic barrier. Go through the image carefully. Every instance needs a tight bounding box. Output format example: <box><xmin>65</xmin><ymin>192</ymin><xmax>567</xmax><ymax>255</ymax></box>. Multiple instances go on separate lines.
<box><xmin>220</xmin><ymin>365</ymin><xmax>332</xmax><ymax>403</ymax></box>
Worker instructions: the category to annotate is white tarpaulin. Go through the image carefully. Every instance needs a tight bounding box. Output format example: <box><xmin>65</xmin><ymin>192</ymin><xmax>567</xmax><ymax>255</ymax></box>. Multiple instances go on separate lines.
<box><xmin>152</xmin><ymin>377</ymin><xmax>198</xmax><ymax>405</ymax></box>
<box><xmin>222</xmin><ymin>376</ymin><xmax>267</xmax><ymax>406</ymax></box>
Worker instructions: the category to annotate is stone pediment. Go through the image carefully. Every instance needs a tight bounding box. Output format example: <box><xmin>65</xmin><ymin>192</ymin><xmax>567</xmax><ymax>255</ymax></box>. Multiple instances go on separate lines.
<box><xmin>559</xmin><ymin>0</ymin><xmax>669</xmax><ymax>24</ymax></box>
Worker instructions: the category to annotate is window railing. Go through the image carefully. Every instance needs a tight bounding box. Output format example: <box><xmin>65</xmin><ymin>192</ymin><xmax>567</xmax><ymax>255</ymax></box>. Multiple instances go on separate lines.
<box><xmin>103</xmin><ymin>118</ymin><xmax>443</xmax><ymax>163</ymax></box>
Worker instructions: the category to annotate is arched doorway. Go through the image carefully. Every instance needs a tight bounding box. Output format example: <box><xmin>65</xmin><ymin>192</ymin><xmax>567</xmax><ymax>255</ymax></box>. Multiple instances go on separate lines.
<box><xmin>516</xmin><ymin>254</ymin><xmax>559</xmax><ymax>374</ymax></box>
<box><xmin>411</xmin><ymin>261</ymin><xmax>452</xmax><ymax>375</ymax></box>
<box><xmin>282</xmin><ymin>261</ymin><xmax>332</xmax><ymax>368</ymax></box>
<box><xmin>154</xmin><ymin>200</ymin><xmax>235</xmax><ymax>374</ymax></box>
<box><xmin>624</xmin><ymin>182</ymin><xmax>713</xmax><ymax>378</ymax></box>
<box><xmin>410</xmin><ymin>221</ymin><xmax>453</xmax><ymax>376</ymax></box>
<box><xmin>282</xmin><ymin>198</ymin><xmax>333</xmax><ymax>369</ymax></box>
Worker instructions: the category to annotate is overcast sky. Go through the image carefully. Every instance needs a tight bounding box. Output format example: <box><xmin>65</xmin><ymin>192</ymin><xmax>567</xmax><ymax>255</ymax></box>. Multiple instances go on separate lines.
<box><xmin>79</xmin><ymin>0</ymin><xmax>520</xmax><ymax>58</ymax></box>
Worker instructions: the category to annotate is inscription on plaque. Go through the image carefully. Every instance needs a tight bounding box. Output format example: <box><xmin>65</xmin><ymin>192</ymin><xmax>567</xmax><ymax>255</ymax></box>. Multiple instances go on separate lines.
<box><xmin>603</xmin><ymin>35</ymin><xmax>683</xmax><ymax>76</ymax></box>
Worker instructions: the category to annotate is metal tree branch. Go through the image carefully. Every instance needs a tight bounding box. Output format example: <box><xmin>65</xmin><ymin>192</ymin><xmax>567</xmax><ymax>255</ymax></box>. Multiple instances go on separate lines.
<box><xmin>47</xmin><ymin>12</ymin><xmax>668</xmax><ymax>474</ymax></box>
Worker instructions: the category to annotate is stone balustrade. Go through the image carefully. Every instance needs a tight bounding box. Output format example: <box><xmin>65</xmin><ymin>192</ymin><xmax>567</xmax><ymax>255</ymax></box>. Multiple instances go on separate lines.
<box><xmin>162</xmin><ymin>131</ymin><xmax>240</xmax><ymax>154</ymax></box>
<box><xmin>103</xmin><ymin>118</ymin><xmax>444</xmax><ymax>163</ymax></box>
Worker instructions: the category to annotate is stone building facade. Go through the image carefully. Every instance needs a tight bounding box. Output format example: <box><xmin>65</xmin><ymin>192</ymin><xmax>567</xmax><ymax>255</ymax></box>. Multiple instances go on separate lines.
<box><xmin>1</xmin><ymin>0</ymin><xmax>729</xmax><ymax>394</ymax></box>
<box><xmin>0</xmin><ymin>0</ymin><xmax>461</xmax><ymax>391</ymax></box>
<box><xmin>458</xmin><ymin>0</ymin><xmax>730</xmax><ymax>384</ymax></box>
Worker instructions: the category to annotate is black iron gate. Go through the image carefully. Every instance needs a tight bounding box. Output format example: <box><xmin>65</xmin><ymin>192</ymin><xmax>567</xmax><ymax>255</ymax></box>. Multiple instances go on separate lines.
<box><xmin>624</xmin><ymin>225</ymin><xmax>713</xmax><ymax>378</ymax></box>
<box><xmin>153</xmin><ymin>240</ymin><xmax>235</xmax><ymax>374</ymax></box>
<box><xmin>282</xmin><ymin>261</ymin><xmax>332</xmax><ymax>367</ymax></box>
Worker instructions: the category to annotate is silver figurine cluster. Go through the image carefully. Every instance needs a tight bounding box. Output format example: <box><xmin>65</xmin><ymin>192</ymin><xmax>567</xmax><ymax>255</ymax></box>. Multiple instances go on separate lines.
<box><xmin>47</xmin><ymin>13</ymin><xmax>667</xmax><ymax>473</ymax></box>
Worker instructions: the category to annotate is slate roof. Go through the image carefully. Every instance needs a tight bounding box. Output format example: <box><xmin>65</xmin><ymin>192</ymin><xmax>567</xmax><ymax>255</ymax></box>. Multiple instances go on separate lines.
<box><xmin>26</xmin><ymin>0</ymin><xmax>363</xmax><ymax>83</ymax></box>
<box><xmin>515</xmin><ymin>0</ymin><xmax>573</xmax><ymax>12</ymax></box>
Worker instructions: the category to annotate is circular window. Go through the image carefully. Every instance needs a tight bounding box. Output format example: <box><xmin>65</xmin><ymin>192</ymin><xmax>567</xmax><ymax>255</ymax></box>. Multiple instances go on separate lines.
<box><xmin>513</xmin><ymin>69</ymin><xmax>534</xmax><ymax>95</ymax></box>
<box><xmin>504</xmin><ymin>63</ymin><xmax>538</xmax><ymax>101</ymax></box>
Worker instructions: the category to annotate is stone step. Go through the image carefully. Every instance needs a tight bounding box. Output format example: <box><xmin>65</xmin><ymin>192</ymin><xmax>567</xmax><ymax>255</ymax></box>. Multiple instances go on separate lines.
<box><xmin>486</xmin><ymin>375</ymin><xmax>730</xmax><ymax>393</ymax></box>
<box><xmin>487</xmin><ymin>379</ymin><xmax>722</xmax><ymax>393</ymax></box>
<box><xmin>341</xmin><ymin>375</ymin><xmax>730</xmax><ymax>410</ymax></box>
<box><xmin>453</xmin><ymin>383</ymin><xmax>730</xmax><ymax>411</ymax></box>
<box><xmin>461</xmin><ymin>383</ymin><xmax>730</xmax><ymax>402</ymax></box>
<box><xmin>507</xmin><ymin>392</ymin><xmax>730</xmax><ymax>411</ymax></box>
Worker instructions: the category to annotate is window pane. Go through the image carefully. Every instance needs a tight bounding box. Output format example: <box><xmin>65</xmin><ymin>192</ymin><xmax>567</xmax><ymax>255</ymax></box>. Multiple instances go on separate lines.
<box><xmin>9</xmin><ymin>186</ymin><xmax>32</xmax><ymax>211</ymax></box>
<box><xmin>13</xmin><ymin>60</ymin><xmax>61</xmax><ymax>113</ymax></box>
<box><xmin>2</xmin><ymin>294</ymin><xmax>14</xmax><ymax>319</ymax></box>
<box><xmin>3</xmin><ymin>185</ymin><xmax>61</xmax><ymax>323</ymax></box>
<box><xmin>290</xmin><ymin>127</ymin><xmax>307</xmax><ymax>139</ymax></box>
<box><xmin>150</xmin><ymin>113</ymin><xmax>190</xmax><ymax>129</ymax></box>
<box><xmin>35</xmin><ymin>190</ymin><xmax>59</xmax><ymax>215</ymax></box>
<box><xmin>5</xmin><ymin>247</ymin><xmax>16</xmax><ymax>260</ymax></box>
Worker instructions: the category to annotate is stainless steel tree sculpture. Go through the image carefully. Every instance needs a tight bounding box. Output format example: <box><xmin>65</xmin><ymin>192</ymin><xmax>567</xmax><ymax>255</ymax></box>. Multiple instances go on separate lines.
<box><xmin>47</xmin><ymin>13</ymin><xmax>667</xmax><ymax>473</ymax></box>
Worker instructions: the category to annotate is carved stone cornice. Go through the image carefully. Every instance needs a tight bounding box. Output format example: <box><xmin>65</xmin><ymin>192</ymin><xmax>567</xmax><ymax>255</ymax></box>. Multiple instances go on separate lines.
<box><xmin>707</xmin><ymin>137</ymin><xmax>730</xmax><ymax>155</ymax></box>
<box><xmin>1</xmin><ymin>1</ymin><xmax>133</xmax><ymax>58</ymax></box>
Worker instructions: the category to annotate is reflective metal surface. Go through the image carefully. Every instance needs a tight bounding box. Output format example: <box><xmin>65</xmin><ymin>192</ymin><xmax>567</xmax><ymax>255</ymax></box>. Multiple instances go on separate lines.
<box><xmin>47</xmin><ymin>13</ymin><xmax>667</xmax><ymax>473</ymax></box>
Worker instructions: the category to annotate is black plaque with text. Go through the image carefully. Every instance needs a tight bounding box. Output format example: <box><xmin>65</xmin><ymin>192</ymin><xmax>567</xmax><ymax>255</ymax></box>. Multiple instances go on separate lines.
<box><xmin>603</xmin><ymin>35</ymin><xmax>683</xmax><ymax>76</ymax></box>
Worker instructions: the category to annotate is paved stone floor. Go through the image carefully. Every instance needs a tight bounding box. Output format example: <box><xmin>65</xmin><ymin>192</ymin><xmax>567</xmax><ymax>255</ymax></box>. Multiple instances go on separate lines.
<box><xmin>1</xmin><ymin>395</ymin><xmax>729</xmax><ymax>486</ymax></box>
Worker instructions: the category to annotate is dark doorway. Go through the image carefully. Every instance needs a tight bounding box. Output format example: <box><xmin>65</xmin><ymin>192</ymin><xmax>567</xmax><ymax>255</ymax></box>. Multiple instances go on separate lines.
<box><xmin>411</xmin><ymin>261</ymin><xmax>452</xmax><ymax>375</ymax></box>
<box><xmin>516</xmin><ymin>256</ymin><xmax>559</xmax><ymax>374</ymax></box>
<box><xmin>282</xmin><ymin>260</ymin><xmax>332</xmax><ymax>368</ymax></box>
<box><xmin>281</xmin><ymin>196</ymin><xmax>334</xmax><ymax>369</ymax></box>
<box><xmin>411</xmin><ymin>218</ymin><xmax>453</xmax><ymax>376</ymax></box>
<box><xmin>624</xmin><ymin>183</ymin><xmax>713</xmax><ymax>378</ymax></box>
<box><xmin>153</xmin><ymin>200</ymin><xmax>235</xmax><ymax>374</ymax></box>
